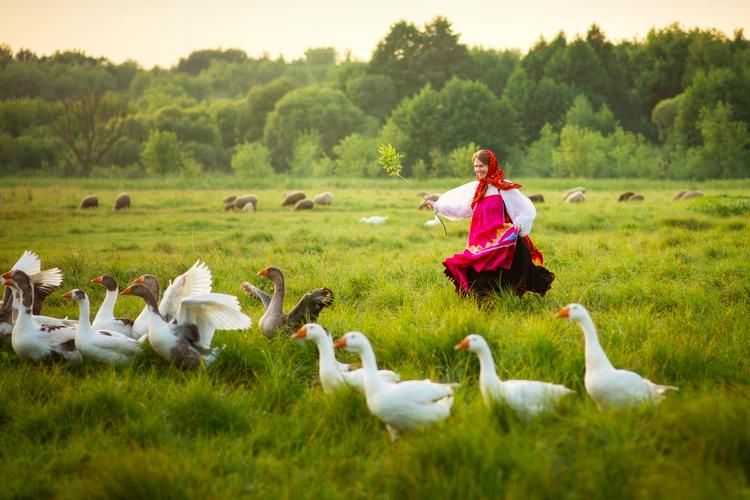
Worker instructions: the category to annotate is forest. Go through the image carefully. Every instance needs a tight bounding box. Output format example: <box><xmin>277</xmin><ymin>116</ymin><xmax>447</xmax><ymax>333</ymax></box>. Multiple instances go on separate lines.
<box><xmin>0</xmin><ymin>17</ymin><xmax>748</xmax><ymax>179</ymax></box>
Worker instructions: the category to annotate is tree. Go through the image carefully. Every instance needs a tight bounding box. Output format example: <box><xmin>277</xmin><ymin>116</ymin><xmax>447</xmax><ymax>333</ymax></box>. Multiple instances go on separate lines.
<box><xmin>51</xmin><ymin>89</ymin><xmax>130</xmax><ymax>176</ymax></box>
<box><xmin>289</xmin><ymin>131</ymin><xmax>323</xmax><ymax>176</ymax></box>
<box><xmin>231</xmin><ymin>142</ymin><xmax>274</xmax><ymax>177</ymax></box>
<box><xmin>263</xmin><ymin>86</ymin><xmax>369</xmax><ymax>170</ymax></box>
<box><xmin>344</xmin><ymin>74</ymin><xmax>397</xmax><ymax>121</ymax></box>
<box><xmin>552</xmin><ymin>125</ymin><xmax>608</xmax><ymax>177</ymax></box>
<box><xmin>520</xmin><ymin>124</ymin><xmax>559</xmax><ymax>177</ymax></box>
<box><xmin>140</xmin><ymin>129</ymin><xmax>181</xmax><ymax>176</ymax></box>
<box><xmin>240</xmin><ymin>77</ymin><xmax>296</xmax><ymax>142</ymax></box>
<box><xmin>333</xmin><ymin>133</ymin><xmax>381</xmax><ymax>177</ymax></box>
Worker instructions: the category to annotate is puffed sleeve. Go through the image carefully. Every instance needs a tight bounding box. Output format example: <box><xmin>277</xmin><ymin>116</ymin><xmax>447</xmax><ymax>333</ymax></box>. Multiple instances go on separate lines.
<box><xmin>501</xmin><ymin>188</ymin><xmax>536</xmax><ymax>236</ymax></box>
<box><xmin>433</xmin><ymin>181</ymin><xmax>478</xmax><ymax>220</ymax></box>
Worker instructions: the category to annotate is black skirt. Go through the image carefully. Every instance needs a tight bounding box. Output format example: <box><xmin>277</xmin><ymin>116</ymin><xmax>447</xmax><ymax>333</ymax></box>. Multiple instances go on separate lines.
<box><xmin>453</xmin><ymin>237</ymin><xmax>555</xmax><ymax>297</ymax></box>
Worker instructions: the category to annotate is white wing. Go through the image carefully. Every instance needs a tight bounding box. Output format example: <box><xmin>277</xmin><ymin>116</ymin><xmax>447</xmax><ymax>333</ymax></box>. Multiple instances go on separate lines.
<box><xmin>159</xmin><ymin>260</ymin><xmax>213</xmax><ymax>319</ymax></box>
<box><xmin>11</xmin><ymin>250</ymin><xmax>42</xmax><ymax>274</ymax></box>
<box><xmin>90</xmin><ymin>331</ymin><xmax>143</xmax><ymax>355</ymax></box>
<box><xmin>175</xmin><ymin>293</ymin><xmax>252</xmax><ymax>349</ymax></box>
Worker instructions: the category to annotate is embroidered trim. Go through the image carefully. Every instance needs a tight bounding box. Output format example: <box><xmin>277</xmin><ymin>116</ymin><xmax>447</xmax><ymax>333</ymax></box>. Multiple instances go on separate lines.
<box><xmin>465</xmin><ymin>228</ymin><xmax>517</xmax><ymax>255</ymax></box>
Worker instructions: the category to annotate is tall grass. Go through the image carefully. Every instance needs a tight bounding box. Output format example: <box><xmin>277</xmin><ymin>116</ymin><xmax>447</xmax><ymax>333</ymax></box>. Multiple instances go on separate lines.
<box><xmin>1</xmin><ymin>178</ymin><xmax>749</xmax><ymax>498</ymax></box>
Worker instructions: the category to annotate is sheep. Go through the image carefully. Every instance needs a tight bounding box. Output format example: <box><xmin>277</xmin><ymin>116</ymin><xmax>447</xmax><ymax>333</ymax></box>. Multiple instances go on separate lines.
<box><xmin>672</xmin><ymin>190</ymin><xmax>688</xmax><ymax>201</ymax></box>
<box><xmin>242</xmin><ymin>203</ymin><xmax>256</xmax><ymax>212</ymax></box>
<box><xmin>112</xmin><ymin>192</ymin><xmax>131</xmax><ymax>211</ymax></box>
<box><xmin>293</xmin><ymin>199</ymin><xmax>314</xmax><ymax>211</ymax></box>
<box><xmin>679</xmin><ymin>191</ymin><xmax>704</xmax><ymax>201</ymax></box>
<box><xmin>617</xmin><ymin>192</ymin><xmax>635</xmax><ymax>201</ymax></box>
<box><xmin>224</xmin><ymin>202</ymin><xmax>236</xmax><ymax>211</ymax></box>
<box><xmin>313</xmin><ymin>192</ymin><xmax>333</xmax><ymax>205</ymax></box>
<box><xmin>565</xmin><ymin>192</ymin><xmax>585</xmax><ymax>203</ymax></box>
<box><xmin>528</xmin><ymin>194</ymin><xmax>545</xmax><ymax>203</ymax></box>
<box><xmin>282</xmin><ymin>191</ymin><xmax>306</xmax><ymax>206</ymax></box>
<box><xmin>79</xmin><ymin>195</ymin><xmax>98</xmax><ymax>209</ymax></box>
<box><xmin>234</xmin><ymin>194</ymin><xmax>258</xmax><ymax>210</ymax></box>
<box><xmin>563</xmin><ymin>187</ymin><xmax>586</xmax><ymax>200</ymax></box>
<box><xmin>628</xmin><ymin>194</ymin><xmax>645</xmax><ymax>201</ymax></box>
<box><xmin>223</xmin><ymin>194</ymin><xmax>238</xmax><ymax>204</ymax></box>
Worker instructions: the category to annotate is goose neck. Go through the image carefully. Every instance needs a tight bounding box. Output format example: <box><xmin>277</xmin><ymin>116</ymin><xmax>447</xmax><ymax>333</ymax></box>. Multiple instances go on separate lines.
<box><xmin>476</xmin><ymin>346</ymin><xmax>504</xmax><ymax>393</ymax></box>
<box><xmin>94</xmin><ymin>289</ymin><xmax>117</xmax><ymax>324</ymax></box>
<box><xmin>357</xmin><ymin>344</ymin><xmax>384</xmax><ymax>392</ymax></box>
<box><xmin>578</xmin><ymin>315</ymin><xmax>614</xmax><ymax>372</ymax></box>
<box><xmin>268</xmin><ymin>277</ymin><xmax>285</xmax><ymax>314</ymax></box>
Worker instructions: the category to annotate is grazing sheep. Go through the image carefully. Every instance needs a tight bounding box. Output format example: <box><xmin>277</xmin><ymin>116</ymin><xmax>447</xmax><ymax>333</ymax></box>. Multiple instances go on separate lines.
<box><xmin>563</xmin><ymin>187</ymin><xmax>586</xmax><ymax>200</ymax></box>
<box><xmin>224</xmin><ymin>202</ymin><xmax>236</xmax><ymax>211</ymax></box>
<box><xmin>313</xmin><ymin>192</ymin><xmax>333</xmax><ymax>205</ymax></box>
<box><xmin>672</xmin><ymin>190</ymin><xmax>688</xmax><ymax>201</ymax></box>
<box><xmin>242</xmin><ymin>203</ymin><xmax>256</xmax><ymax>212</ymax></box>
<box><xmin>617</xmin><ymin>192</ymin><xmax>635</xmax><ymax>201</ymax></box>
<box><xmin>79</xmin><ymin>195</ymin><xmax>98</xmax><ymax>209</ymax></box>
<box><xmin>628</xmin><ymin>194</ymin><xmax>645</xmax><ymax>201</ymax></box>
<box><xmin>223</xmin><ymin>194</ymin><xmax>238</xmax><ymax>204</ymax></box>
<box><xmin>679</xmin><ymin>191</ymin><xmax>704</xmax><ymax>201</ymax></box>
<box><xmin>282</xmin><ymin>191</ymin><xmax>306</xmax><ymax>206</ymax></box>
<box><xmin>566</xmin><ymin>192</ymin><xmax>585</xmax><ymax>203</ymax></box>
<box><xmin>234</xmin><ymin>194</ymin><xmax>258</xmax><ymax>210</ymax></box>
<box><xmin>528</xmin><ymin>194</ymin><xmax>545</xmax><ymax>203</ymax></box>
<box><xmin>293</xmin><ymin>199</ymin><xmax>314</xmax><ymax>211</ymax></box>
<box><xmin>112</xmin><ymin>192</ymin><xmax>131</xmax><ymax>211</ymax></box>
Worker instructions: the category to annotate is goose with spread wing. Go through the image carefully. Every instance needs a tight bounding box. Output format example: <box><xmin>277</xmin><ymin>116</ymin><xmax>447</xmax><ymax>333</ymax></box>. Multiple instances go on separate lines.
<box><xmin>1</xmin><ymin>250</ymin><xmax>70</xmax><ymax>335</ymax></box>
<box><xmin>120</xmin><ymin>279</ymin><xmax>251</xmax><ymax>370</ymax></box>
<box><xmin>1</xmin><ymin>269</ymin><xmax>80</xmax><ymax>363</ymax></box>
<box><xmin>90</xmin><ymin>275</ymin><xmax>133</xmax><ymax>337</ymax></box>
<box><xmin>241</xmin><ymin>266</ymin><xmax>333</xmax><ymax>338</ymax></box>
<box><xmin>130</xmin><ymin>260</ymin><xmax>212</xmax><ymax>339</ymax></box>
<box><xmin>292</xmin><ymin>323</ymin><xmax>400</xmax><ymax>394</ymax></box>
<box><xmin>64</xmin><ymin>289</ymin><xmax>141</xmax><ymax>365</ymax></box>
<box><xmin>557</xmin><ymin>303</ymin><xmax>678</xmax><ymax>409</ymax></box>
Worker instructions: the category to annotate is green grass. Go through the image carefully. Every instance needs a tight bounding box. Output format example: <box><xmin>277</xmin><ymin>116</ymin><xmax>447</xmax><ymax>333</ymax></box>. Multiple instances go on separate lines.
<box><xmin>1</xmin><ymin>177</ymin><xmax>749</xmax><ymax>498</ymax></box>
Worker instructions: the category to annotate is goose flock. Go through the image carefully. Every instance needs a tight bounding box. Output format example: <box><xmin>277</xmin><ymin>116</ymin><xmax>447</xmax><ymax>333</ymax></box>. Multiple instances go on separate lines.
<box><xmin>1</xmin><ymin>250</ymin><xmax>679</xmax><ymax>441</ymax></box>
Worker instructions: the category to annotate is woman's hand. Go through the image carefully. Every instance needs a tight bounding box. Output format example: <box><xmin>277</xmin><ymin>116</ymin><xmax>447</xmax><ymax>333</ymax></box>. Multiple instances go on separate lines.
<box><xmin>425</xmin><ymin>199</ymin><xmax>436</xmax><ymax>209</ymax></box>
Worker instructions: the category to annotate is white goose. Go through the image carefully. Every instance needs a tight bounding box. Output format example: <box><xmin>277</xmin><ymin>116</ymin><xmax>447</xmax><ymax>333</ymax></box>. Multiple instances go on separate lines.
<box><xmin>455</xmin><ymin>334</ymin><xmax>574</xmax><ymax>418</ymax></box>
<box><xmin>63</xmin><ymin>289</ymin><xmax>141</xmax><ymax>365</ymax></box>
<box><xmin>131</xmin><ymin>261</ymin><xmax>213</xmax><ymax>339</ymax></box>
<box><xmin>292</xmin><ymin>323</ymin><xmax>400</xmax><ymax>394</ymax></box>
<box><xmin>1</xmin><ymin>269</ymin><xmax>81</xmax><ymax>363</ymax></box>
<box><xmin>90</xmin><ymin>275</ymin><xmax>133</xmax><ymax>337</ymax></box>
<box><xmin>121</xmin><ymin>280</ymin><xmax>251</xmax><ymax>370</ymax></box>
<box><xmin>1</xmin><ymin>250</ymin><xmax>71</xmax><ymax>334</ymax></box>
<box><xmin>333</xmin><ymin>331</ymin><xmax>455</xmax><ymax>441</ymax></box>
<box><xmin>557</xmin><ymin>303</ymin><xmax>678</xmax><ymax>409</ymax></box>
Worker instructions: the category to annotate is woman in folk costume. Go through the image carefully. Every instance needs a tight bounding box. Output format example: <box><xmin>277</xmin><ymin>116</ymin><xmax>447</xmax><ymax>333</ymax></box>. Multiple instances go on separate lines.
<box><xmin>430</xmin><ymin>149</ymin><xmax>555</xmax><ymax>297</ymax></box>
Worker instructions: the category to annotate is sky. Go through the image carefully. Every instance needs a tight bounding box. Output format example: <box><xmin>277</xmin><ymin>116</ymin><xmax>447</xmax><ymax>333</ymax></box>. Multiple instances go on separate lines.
<box><xmin>1</xmin><ymin>0</ymin><xmax>749</xmax><ymax>68</ymax></box>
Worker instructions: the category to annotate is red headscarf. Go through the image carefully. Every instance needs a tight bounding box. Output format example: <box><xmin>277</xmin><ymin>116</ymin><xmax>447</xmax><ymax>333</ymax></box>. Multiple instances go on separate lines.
<box><xmin>471</xmin><ymin>149</ymin><xmax>522</xmax><ymax>209</ymax></box>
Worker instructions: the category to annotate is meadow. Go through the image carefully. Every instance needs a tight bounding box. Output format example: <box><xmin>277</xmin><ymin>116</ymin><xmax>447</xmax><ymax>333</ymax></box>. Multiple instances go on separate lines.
<box><xmin>1</xmin><ymin>176</ymin><xmax>749</xmax><ymax>499</ymax></box>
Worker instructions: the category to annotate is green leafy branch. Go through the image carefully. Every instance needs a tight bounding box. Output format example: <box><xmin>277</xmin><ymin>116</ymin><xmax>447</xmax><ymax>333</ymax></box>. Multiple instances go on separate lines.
<box><xmin>377</xmin><ymin>143</ymin><xmax>407</xmax><ymax>181</ymax></box>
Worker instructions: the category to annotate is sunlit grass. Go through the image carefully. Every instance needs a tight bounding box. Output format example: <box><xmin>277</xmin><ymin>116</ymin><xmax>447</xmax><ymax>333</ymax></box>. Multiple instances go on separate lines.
<box><xmin>0</xmin><ymin>176</ymin><xmax>749</xmax><ymax>497</ymax></box>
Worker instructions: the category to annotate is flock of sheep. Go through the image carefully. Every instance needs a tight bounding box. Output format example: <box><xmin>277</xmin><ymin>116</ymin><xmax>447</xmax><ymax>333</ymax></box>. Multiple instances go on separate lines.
<box><xmin>221</xmin><ymin>191</ymin><xmax>334</xmax><ymax>212</ymax></box>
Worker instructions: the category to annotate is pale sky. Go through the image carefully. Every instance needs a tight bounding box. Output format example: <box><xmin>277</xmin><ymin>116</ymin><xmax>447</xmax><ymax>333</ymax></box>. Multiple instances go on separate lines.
<box><xmin>1</xmin><ymin>0</ymin><xmax>748</xmax><ymax>68</ymax></box>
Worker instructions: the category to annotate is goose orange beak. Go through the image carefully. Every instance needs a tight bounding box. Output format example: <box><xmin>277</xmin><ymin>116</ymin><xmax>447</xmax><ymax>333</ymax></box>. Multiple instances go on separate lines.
<box><xmin>132</xmin><ymin>275</ymin><xmax>145</xmax><ymax>284</ymax></box>
<box><xmin>91</xmin><ymin>276</ymin><xmax>103</xmax><ymax>284</ymax></box>
<box><xmin>62</xmin><ymin>290</ymin><xmax>74</xmax><ymax>299</ymax></box>
<box><xmin>556</xmin><ymin>307</ymin><xmax>570</xmax><ymax>318</ymax></box>
<box><xmin>258</xmin><ymin>268</ymin><xmax>269</xmax><ymax>277</ymax></box>
<box><xmin>120</xmin><ymin>285</ymin><xmax>134</xmax><ymax>296</ymax></box>
<box><xmin>454</xmin><ymin>337</ymin><xmax>470</xmax><ymax>351</ymax></box>
<box><xmin>333</xmin><ymin>337</ymin><xmax>347</xmax><ymax>349</ymax></box>
<box><xmin>2</xmin><ymin>271</ymin><xmax>11</xmax><ymax>279</ymax></box>
<box><xmin>292</xmin><ymin>325</ymin><xmax>307</xmax><ymax>339</ymax></box>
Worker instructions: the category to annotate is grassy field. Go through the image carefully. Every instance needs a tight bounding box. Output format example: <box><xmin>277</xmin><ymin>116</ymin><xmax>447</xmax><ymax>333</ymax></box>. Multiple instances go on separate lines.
<box><xmin>1</xmin><ymin>176</ymin><xmax>749</xmax><ymax>499</ymax></box>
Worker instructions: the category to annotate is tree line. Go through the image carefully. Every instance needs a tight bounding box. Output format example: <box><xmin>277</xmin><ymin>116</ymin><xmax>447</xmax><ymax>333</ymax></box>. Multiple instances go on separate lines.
<box><xmin>1</xmin><ymin>18</ymin><xmax>748</xmax><ymax>179</ymax></box>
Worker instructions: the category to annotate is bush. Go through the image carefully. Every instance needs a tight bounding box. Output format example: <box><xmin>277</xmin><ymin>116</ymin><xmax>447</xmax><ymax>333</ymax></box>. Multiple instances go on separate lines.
<box><xmin>230</xmin><ymin>141</ymin><xmax>274</xmax><ymax>177</ymax></box>
<box><xmin>333</xmin><ymin>133</ymin><xmax>381</xmax><ymax>177</ymax></box>
<box><xmin>141</xmin><ymin>129</ymin><xmax>181</xmax><ymax>176</ymax></box>
<box><xmin>289</xmin><ymin>130</ymin><xmax>323</xmax><ymax>177</ymax></box>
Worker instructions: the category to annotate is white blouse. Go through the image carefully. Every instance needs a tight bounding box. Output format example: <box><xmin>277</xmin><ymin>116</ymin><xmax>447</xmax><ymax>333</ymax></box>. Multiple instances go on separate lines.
<box><xmin>433</xmin><ymin>181</ymin><xmax>537</xmax><ymax>237</ymax></box>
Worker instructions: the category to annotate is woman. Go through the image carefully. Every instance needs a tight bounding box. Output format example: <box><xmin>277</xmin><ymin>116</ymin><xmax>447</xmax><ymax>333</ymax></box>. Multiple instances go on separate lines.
<box><xmin>430</xmin><ymin>149</ymin><xmax>554</xmax><ymax>297</ymax></box>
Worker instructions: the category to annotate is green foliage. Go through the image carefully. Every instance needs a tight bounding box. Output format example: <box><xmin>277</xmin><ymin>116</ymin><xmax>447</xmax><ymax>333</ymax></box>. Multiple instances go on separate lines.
<box><xmin>344</xmin><ymin>73</ymin><xmax>397</xmax><ymax>121</ymax></box>
<box><xmin>333</xmin><ymin>133</ymin><xmax>381</xmax><ymax>177</ymax></box>
<box><xmin>565</xmin><ymin>94</ymin><xmax>618</xmax><ymax>134</ymax></box>
<box><xmin>141</xmin><ymin>129</ymin><xmax>181</xmax><ymax>176</ymax></box>
<box><xmin>240</xmin><ymin>77</ymin><xmax>296</xmax><ymax>142</ymax></box>
<box><xmin>377</xmin><ymin>143</ymin><xmax>405</xmax><ymax>179</ymax></box>
<box><xmin>552</xmin><ymin>125</ymin><xmax>608</xmax><ymax>177</ymax></box>
<box><xmin>520</xmin><ymin>123</ymin><xmax>559</xmax><ymax>176</ymax></box>
<box><xmin>289</xmin><ymin>130</ymin><xmax>324</xmax><ymax>177</ymax></box>
<box><xmin>230</xmin><ymin>141</ymin><xmax>274</xmax><ymax>178</ymax></box>
<box><xmin>445</xmin><ymin>143</ymin><xmax>480</xmax><ymax>177</ymax></box>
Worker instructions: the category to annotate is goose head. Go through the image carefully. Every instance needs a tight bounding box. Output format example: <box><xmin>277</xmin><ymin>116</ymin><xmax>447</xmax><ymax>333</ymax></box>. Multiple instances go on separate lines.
<box><xmin>62</xmin><ymin>289</ymin><xmax>87</xmax><ymax>303</ymax></box>
<box><xmin>258</xmin><ymin>266</ymin><xmax>283</xmax><ymax>283</ymax></box>
<box><xmin>120</xmin><ymin>283</ymin><xmax>159</xmax><ymax>310</ymax></box>
<box><xmin>132</xmin><ymin>274</ymin><xmax>160</xmax><ymax>300</ymax></box>
<box><xmin>333</xmin><ymin>331</ymin><xmax>369</xmax><ymax>354</ymax></box>
<box><xmin>556</xmin><ymin>303</ymin><xmax>590</xmax><ymax>323</ymax></box>
<box><xmin>91</xmin><ymin>275</ymin><xmax>118</xmax><ymax>292</ymax></box>
<box><xmin>2</xmin><ymin>270</ymin><xmax>33</xmax><ymax>308</ymax></box>
<box><xmin>454</xmin><ymin>334</ymin><xmax>489</xmax><ymax>353</ymax></box>
<box><xmin>292</xmin><ymin>323</ymin><xmax>330</xmax><ymax>342</ymax></box>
